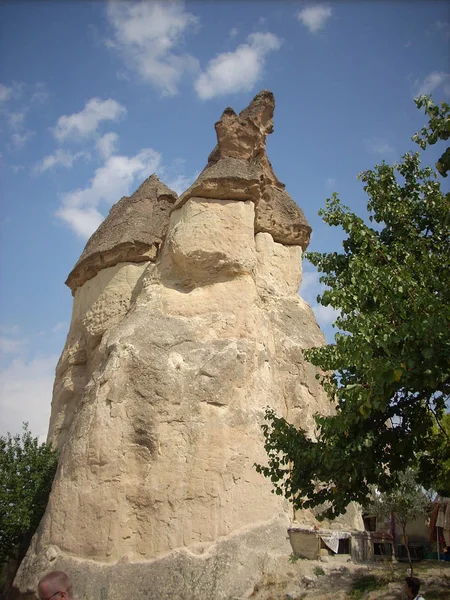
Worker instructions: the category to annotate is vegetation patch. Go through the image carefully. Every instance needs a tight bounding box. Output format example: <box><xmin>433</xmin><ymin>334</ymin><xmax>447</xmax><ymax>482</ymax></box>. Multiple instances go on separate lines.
<box><xmin>313</xmin><ymin>566</ymin><xmax>325</xmax><ymax>577</ymax></box>
<box><xmin>349</xmin><ymin>574</ymin><xmax>388</xmax><ymax>599</ymax></box>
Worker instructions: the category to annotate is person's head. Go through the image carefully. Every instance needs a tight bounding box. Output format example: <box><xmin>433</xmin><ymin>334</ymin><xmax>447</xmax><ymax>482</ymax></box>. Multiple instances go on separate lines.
<box><xmin>405</xmin><ymin>576</ymin><xmax>420</xmax><ymax>598</ymax></box>
<box><xmin>38</xmin><ymin>571</ymin><xmax>73</xmax><ymax>600</ymax></box>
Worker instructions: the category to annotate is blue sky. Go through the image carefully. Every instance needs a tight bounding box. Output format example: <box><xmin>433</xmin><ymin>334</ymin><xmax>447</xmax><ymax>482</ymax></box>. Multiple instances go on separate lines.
<box><xmin>0</xmin><ymin>1</ymin><xmax>449</xmax><ymax>439</ymax></box>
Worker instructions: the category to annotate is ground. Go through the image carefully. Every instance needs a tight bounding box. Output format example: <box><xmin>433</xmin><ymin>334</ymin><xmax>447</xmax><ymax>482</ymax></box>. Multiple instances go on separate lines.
<box><xmin>248</xmin><ymin>557</ymin><xmax>450</xmax><ymax>600</ymax></box>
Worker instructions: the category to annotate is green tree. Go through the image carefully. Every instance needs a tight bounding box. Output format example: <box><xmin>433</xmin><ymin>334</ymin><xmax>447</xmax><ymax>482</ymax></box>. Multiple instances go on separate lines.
<box><xmin>0</xmin><ymin>424</ymin><xmax>58</xmax><ymax>566</ymax></box>
<box><xmin>366</xmin><ymin>467</ymin><xmax>432</xmax><ymax>576</ymax></box>
<box><xmin>420</xmin><ymin>413</ymin><xmax>450</xmax><ymax>498</ymax></box>
<box><xmin>256</xmin><ymin>96</ymin><xmax>450</xmax><ymax>519</ymax></box>
<box><xmin>412</xmin><ymin>96</ymin><xmax>450</xmax><ymax>177</ymax></box>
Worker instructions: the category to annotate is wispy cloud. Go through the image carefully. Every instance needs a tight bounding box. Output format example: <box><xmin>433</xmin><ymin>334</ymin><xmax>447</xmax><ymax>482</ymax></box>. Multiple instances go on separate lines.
<box><xmin>56</xmin><ymin>148</ymin><xmax>162</xmax><ymax>238</ymax></box>
<box><xmin>34</xmin><ymin>149</ymin><xmax>89</xmax><ymax>173</ymax></box>
<box><xmin>0</xmin><ymin>83</ymin><xmax>13</xmax><ymax>104</ymax></box>
<box><xmin>7</xmin><ymin>110</ymin><xmax>26</xmax><ymax>128</ymax></box>
<box><xmin>414</xmin><ymin>71</ymin><xmax>450</xmax><ymax>97</ymax></box>
<box><xmin>106</xmin><ymin>0</ymin><xmax>199</xmax><ymax>96</ymax></box>
<box><xmin>162</xmin><ymin>170</ymin><xmax>197</xmax><ymax>196</ymax></box>
<box><xmin>0</xmin><ymin>81</ymin><xmax>24</xmax><ymax>105</ymax></box>
<box><xmin>0</xmin><ymin>336</ymin><xmax>27</xmax><ymax>355</ymax></box>
<box><xmin>0</xmin><ymin>81</ymin><xmax>43</xmax><ymax>151</ymax></box>
<box><xmin>52</xmin><ymin>97</ymin><xmax>126</xmax><ymax>142</ymax></box>
<box><xmin>195</xmin><ymin>32</ymin><xmax>281</xmax><ymax>100</ymax></box>
<box><xmin>297</xmin><ymin>4</ymin><xmax>332</xmax><ymax>34</ymax></box>
<box><xmin>51</xmin><ymin>322</ymin><xmax>67</xmax><ymax>334</ymax></box>
<box><xmin>30</xmin><ymin>82</ymin><xmax>49</xmax><ymax>104</ymax></box>
<box><xmin>364</xmin><ymin>137</ymin><xmax>394</xmax><ymax>155</ymax></box>
<box><xmin>96</xmin><ymin>132</ymin><xmax>119</xmax><ymax>160</ymax></box>
<box><xmin>10</xmin><ymin>130</ymin><xmax>35</xmax><ymax>150</ymax></box>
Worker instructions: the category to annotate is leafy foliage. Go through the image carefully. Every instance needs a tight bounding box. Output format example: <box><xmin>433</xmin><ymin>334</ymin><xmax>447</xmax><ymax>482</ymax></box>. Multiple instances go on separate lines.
<box><xmin>0</xmin><ymin>424</ymin><xmax>58</xmax><ymax>565</ymax></box>
<box><xmin>420</xmin><ymin>413</ymin><xmax>450</xmax><ymax>497</ymax></box>
<box><xmin>412</xmin><ymin>96</ymin><xmax>450</xmax><ymax>177</ymax></box>
<box><xmin>366</xmin><ymin>467</ymin><xmax>432</xmax><ymax>576</ymax></box>
<box><xmin>256</xmin><ymin>96</ymin><xmax>450</xmax><ymax>519</ymax></box>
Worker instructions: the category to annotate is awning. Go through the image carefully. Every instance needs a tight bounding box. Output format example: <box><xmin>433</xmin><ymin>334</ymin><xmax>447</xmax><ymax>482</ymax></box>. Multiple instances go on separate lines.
<box><xmin>319</xmin><ymin>530</ymin><xmax>351</xmax><ymax>554</ymax></box>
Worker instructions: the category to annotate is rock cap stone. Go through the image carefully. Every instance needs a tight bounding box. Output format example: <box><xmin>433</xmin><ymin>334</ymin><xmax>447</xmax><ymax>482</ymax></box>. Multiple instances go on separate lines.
<box><xmin>175</xmin><ymin>90</ymin><xmax>311</xmax><ymax>249</ymax></box>
<box><xmin>66</xmin><ymin>174</ymin><xmax>177</xmax><ymax>293</ymax></box>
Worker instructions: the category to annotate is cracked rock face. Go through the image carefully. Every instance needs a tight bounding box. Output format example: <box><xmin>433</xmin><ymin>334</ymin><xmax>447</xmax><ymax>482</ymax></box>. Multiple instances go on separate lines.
<box><xmin>13</xmin><ymin>91</ymin><xmax>362</xmax><ymax>600</ymax></box>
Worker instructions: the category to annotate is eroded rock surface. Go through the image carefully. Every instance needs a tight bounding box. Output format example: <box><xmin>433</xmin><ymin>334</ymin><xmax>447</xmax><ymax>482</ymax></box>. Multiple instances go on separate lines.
<box><xmin>13</xmin><ymin>91</ymin><xmax>362</xmax><ymax>600</ymax></box>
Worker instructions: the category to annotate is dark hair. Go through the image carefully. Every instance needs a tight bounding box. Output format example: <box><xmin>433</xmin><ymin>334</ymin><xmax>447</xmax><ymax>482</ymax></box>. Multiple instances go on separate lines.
<box><xmin>405</xmin><ymin>576</ymin><xmax>420</xmax><ymax>595</ymax></box>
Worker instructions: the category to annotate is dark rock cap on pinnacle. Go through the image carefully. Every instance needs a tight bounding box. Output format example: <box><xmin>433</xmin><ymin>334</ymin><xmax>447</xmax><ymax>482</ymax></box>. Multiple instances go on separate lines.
<box><xmin>65</xmin><ymin>175</ymin><xmax>177</xmax><ymax>294</ymax></box>
<box><xmin>174</xmin><ymin>90</ymin><xmax>311</xmax><ymax>249</ymax></box>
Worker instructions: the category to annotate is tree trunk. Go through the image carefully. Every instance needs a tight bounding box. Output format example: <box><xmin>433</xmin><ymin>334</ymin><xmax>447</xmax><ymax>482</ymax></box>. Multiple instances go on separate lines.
<box><xmin>402</xmin><ymin>523</ymin><xmax>413</xmax><ymax>577</ymax></box>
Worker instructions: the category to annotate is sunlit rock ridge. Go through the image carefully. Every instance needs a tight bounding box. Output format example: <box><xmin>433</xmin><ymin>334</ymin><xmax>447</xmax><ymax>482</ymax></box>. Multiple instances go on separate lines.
<box><xmin>14</xmin><ymin>91</ymin><xmax>363</xmax><ymax>600</ymax></box>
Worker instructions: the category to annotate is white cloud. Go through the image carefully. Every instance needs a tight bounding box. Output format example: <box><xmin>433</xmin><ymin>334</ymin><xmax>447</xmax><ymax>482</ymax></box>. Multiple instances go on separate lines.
<box><xmin>195</xmin><ymin>32</ymin><xmax>282</xmax><ymax>100</ymax></box>
<box><xmin>364</xmin><ymin>137</ymin><xmax>394</xmax><ymax>155</ymax></box>
<box><xmin>106</xmin><ymin>0</ymin><xmax>199</xmax><ymax>96</ymax></box>
<box><xmin>0</xmin><ymin>354</ymin><xmax>57</xmax><ymax>439</ymax></box>
<box><xmin>229</xmin><ymin>27</ymin><xmax>239</xmax><ymax>38</ymax></box>
<box><xmin>56</xmin><ymin>206</ymin><xmax>105</xmax><ymax>239</ymax></box>
<box><xmin>414</xmin><ymin>71</ymin><xmax>450</xmax><ymax>97</ymax></box>
<box><xmin>52</xmin><ymin>97</ymin><xmax>127</xmax><ymax>142</ymax></box>
<box><xmin>56</xmin><ymin>148</ymin><xmax>161</xmax><ymax>238</ymax></box>
<box><xmin>96</xmin><ymin>132</ymin><xmax>119</xmax><ymax>159</ymax></box>
<box><xmin>34</xmin><ymin>149</ymin><xmax>89</xmax><ymax>173</ymax></box>
<box><xmin>325</xmin><ymin>177</ymin><xmax>336</xmax><ymax>189</ymax></box>
<box><xmin>297</xmin><ymin>4</ymin><xmax>332</xmax><ymax>34</ymax></box>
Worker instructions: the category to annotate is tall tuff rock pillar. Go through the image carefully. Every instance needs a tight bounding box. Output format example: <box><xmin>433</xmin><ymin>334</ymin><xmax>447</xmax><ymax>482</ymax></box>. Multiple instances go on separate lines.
<box><xmin>13</xmin><ymin>91</ymin><xmax>362</xmax><ymax>600</ymax></box>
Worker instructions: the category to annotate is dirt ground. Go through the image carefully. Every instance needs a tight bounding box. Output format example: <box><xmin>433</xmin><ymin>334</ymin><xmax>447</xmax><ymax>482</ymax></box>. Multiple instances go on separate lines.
<box><xmin>247</xmin><ymin>556</ymin><xmax>450</xmax><ymax>600</ymax></box>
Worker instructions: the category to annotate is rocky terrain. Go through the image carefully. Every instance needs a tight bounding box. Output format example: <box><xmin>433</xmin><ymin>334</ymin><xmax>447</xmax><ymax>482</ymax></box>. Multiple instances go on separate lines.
<box><xmin>248</xmin><ymin>557</ymin><xmax>450</xmax><ymax>600</ymax></box>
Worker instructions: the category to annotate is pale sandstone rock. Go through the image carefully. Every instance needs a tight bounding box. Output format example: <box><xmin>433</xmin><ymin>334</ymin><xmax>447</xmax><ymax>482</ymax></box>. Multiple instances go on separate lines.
<box><xmin>165</xmin><ymin>197</ymin><xmax>256</xmax><ymax>284</ymax></box>
<box><xmin>255</xmin><ymin>232</ymin><xmax>303</xmax><ymax>298</ymax></box>
<box><xmin>13</xmin><ymin>91</ymin><xmax>363</xmax><ymax>600</ymax></box>
<box><xmin>48</xmin><ymin>262</ymin><xmax>147</xmax><ymax>449</ymax></box>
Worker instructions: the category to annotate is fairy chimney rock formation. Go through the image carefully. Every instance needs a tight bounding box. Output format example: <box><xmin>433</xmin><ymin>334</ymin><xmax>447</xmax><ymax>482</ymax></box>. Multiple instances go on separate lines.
<box><xmin>13</xmin><ymin>91</ymin><xmax>362</xmax><ymax>600</ymax></box>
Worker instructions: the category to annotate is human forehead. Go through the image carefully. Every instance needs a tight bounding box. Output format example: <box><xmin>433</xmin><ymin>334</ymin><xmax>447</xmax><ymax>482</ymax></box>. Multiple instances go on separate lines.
<box><xmin>38</xmin><ymin>581</ymin><xmax>56</xmax><ymax>598</ymax></box>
